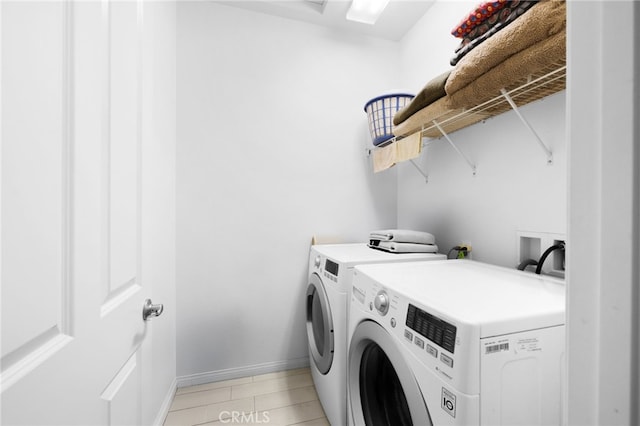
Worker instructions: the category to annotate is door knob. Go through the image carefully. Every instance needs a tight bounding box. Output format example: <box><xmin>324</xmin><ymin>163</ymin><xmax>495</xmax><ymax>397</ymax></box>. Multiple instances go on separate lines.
<box><xmin>142</xmin><ymin>299</ymin><xmax>164</xmax><ymax>321</ymax></box>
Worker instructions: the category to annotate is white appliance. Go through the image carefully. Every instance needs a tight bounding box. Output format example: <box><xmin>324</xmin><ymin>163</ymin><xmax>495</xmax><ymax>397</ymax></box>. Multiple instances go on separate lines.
<box><xmin>348</xmin><ymin>259</ymin><xmax>565</xmax><ymax>426</ymax></box>
<box><xmin>306</xmin><ymin>244</ymin><xmax>446</xmax><ymax>426</ymax></box>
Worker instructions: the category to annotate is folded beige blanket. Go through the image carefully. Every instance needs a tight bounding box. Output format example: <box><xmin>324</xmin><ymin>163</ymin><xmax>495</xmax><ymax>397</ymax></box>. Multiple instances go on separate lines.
<box><xmin>392</xmin><ymin>97</ymin><xmax>451</xmax><ymax>138</ymax></box>
<box><xmin>393</xmin><ymin>70</ymin><xmax>451</xmax><ymax>126</ymax></box>
<box><xmin>445</xmin><ymin>0</ymin><xmax>566</xmax><ymax>96</ymax></box>
<box><xmin>392</xmin><ymin>96</ymin><xmax>491</xmax><ymax>138</ymax></box>
<box><xmin>448</xmin><ymin>29</ymin><xmax>566</xmax><ymax>109</ymax></box>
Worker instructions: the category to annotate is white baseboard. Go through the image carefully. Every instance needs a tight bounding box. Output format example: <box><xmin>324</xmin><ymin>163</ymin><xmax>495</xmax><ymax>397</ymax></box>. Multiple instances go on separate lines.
<box><xmin>176</xmin><ymin>357</ymin><xmax>310</xmax><ymax>389</ymax></box>
<box><xmin>153</xmin><ymin>376</ymin><xmax>178</xmax><ymax>426</ymax></box>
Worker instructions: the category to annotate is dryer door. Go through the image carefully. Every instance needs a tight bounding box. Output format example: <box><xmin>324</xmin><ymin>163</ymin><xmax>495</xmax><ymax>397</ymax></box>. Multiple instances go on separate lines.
<box><xmin>348</xmin><ymin>320</ymin><xmax>432</xmax><ymax>426</ymax></box>
<box><xmin>306</xmin><ymin>273</ymin><xmax>334</xmax><ymax>374</ymax></box>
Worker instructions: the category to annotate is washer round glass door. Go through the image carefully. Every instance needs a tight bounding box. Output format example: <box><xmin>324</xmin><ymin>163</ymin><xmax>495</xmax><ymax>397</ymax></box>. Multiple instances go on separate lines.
<box><xmin>306</xmin><ymin>273</ymin><xmax>334</xmax><ymax>374</ymax></box>
<box><xmin>349</xmin><ymin>320</ymin><xmax>432</xmax><ymax>426</ymax></box>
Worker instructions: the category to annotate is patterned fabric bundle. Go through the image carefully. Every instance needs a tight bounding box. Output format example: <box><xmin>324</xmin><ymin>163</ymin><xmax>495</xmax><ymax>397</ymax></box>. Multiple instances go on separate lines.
<box><xmin>450</xmin><ymin>0</ymin><xmax>508</xmax><ymax>38</ymax></box>
<box><xmin>445</xmin><ymin>0</ymin><xmax>566</xmax><ymax>95</ymax></box>
<box><xmin>450</xmin><ymin>1</ymin><xmax>538</xmax><ymax>66</ymax></box>
<box><xmin>459</xmin><ymin>1</ymin><xmax>537</xmax><ymax>50</ymax></box>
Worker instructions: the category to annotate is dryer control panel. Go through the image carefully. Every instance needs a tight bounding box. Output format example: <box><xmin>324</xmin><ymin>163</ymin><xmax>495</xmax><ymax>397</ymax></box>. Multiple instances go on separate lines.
<box><xmin>406</xmin><ymin>304</ymin><xmax>457</xmax><ymax>354</ymax></box>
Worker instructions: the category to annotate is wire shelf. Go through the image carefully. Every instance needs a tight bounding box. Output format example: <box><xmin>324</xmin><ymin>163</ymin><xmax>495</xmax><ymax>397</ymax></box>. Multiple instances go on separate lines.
<box><xmin>370</xmin><ymin>62</ymin><xmax>567</xmax><ymax>178</ymax></box>
<box><xmin>420</xmin><ymin>62</ymin><xmax>566</xmax><ymax>139</ymax></box>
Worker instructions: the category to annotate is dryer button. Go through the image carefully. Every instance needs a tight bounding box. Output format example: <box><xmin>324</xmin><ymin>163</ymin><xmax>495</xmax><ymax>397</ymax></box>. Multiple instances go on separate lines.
<box><xmin>426</xmin><ymin>344</ymin><xmax>438</xmax><ymax>358</ymax></box>
<box><xmin>415</xmin><ymin>337</ymin><xmax>425</xmax><ymax>349</ymax></box>
<box><xmin>440</xmin><ymin>353</ymin><xmax>454</xmax><ymax>368</ymax></box>
<box><xmin>404</xmin><ymin>330</ymin><xmax>413</xmax><ymax>342</ymax></box>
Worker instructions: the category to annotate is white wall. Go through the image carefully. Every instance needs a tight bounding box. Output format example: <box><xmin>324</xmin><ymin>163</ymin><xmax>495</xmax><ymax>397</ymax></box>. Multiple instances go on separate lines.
<box><xmin>397</xmin><ymin>1</ymin><xmax>567</xmax><ymax>268</ymax></box>
<box><xmin>176</xmin><ymin>2</ymin><xmax>399</xmax><ymax>381</ymax></box>
<box><xmin>400</xmin><ymin>1</ymin><xmax>473</xmax><ymax>90</ymax></box>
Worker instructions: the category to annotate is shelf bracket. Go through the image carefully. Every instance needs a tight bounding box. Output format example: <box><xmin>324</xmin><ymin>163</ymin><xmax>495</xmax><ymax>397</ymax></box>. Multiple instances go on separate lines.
<box><xmin>409</xmin><ymin>159</ymin><xmax>428</xmax><ymax>183</ymax></box>
<box><xmin>500</xmin><ymin>88</ymin><xmax>553</xmax><ymax>164</ymax></box>
<box><xmin>432</xmin><ymin>120</ymin><xmax>477</xmax><ymax>176</ymax></box>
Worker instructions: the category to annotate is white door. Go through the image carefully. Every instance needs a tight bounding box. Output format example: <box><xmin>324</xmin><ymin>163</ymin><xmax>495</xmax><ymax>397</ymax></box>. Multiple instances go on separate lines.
<box><xmin>1</xmin><ymin>1</ymin><xmax>165</xmax><ymax>424</ymax></box>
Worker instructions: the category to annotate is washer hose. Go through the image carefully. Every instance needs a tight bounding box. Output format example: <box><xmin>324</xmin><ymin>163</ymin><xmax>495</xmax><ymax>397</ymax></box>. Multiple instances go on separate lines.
<box><xmin>517</xmin><ymin>258</ymin><xmax>538</xmax><ymax>271</ymax></box>
<box><xmin>535</xmin><ymin>242</ymin><xmax>565</xmax><ymax>275</ymax></box>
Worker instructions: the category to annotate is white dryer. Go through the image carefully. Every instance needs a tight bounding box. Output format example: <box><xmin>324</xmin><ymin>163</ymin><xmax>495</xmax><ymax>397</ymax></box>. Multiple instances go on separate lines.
<box><xmin>348</xmin><ymin>259</ymin><xmax>565</xmax><ymax>426</ymax></box>
<box><xmin>306</xmin><ymin>244</ymin><xmax>445</xmax><ymax>426</ymax></box>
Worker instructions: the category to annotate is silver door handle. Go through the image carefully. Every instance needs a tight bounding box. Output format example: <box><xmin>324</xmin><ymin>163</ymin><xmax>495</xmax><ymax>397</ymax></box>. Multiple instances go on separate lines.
<box><xmin>142</xmin><ymin>299</ymin><xmax>164</xmax><ymax>321</ymax></box>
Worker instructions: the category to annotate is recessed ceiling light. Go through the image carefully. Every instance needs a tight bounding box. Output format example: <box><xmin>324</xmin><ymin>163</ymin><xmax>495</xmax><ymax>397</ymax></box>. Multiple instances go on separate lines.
<box><xmin>346</xmin><ymin>0</ymin><xmax>391</xmax><ymax>25</ymax></box>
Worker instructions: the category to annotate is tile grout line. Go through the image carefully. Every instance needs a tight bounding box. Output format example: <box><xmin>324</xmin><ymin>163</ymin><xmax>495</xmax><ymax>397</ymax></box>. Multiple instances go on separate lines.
<box><xmin>165</xmin><ymin>368</ymin><xmax>326</xmax><ymax>426</ymax></box>
<box><xmin>168</xmin><ymin>385</ymin><xmax>319</xmax><ymax>414</ymax></box>
<box><xmin>171</xmin><ymin>375</ymin><xmax>311</xmax><ymax>411</ymax></box>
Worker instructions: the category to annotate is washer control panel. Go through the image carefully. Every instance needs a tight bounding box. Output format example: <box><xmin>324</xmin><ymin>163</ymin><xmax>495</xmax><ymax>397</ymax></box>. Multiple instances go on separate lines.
<box><xmin>406</xmin><ymin>304</ymin><xmax>457</xmax><ymax>354</ymax></box>
<box><xmin>322</xmin><ymin>258</ymin><xmax>339</xmax><ymax>282</ymax></box>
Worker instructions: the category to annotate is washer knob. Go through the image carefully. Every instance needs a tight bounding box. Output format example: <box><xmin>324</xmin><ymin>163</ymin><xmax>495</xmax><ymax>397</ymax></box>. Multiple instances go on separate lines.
<box><xmin>374</xmin><ymin>291</ymin><xmax>389</xmax><ymax>316</ymax></box>
<box><xmin>314</xmin><ymin>256</ymin><xmax>321</xmax><ymax>268</ymax></box>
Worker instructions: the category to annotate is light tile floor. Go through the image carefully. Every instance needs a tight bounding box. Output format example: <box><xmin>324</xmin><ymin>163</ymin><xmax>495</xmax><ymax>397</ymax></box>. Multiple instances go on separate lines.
<box><xmin>164</xmin><ymin>368</ymin><xmax>329</xmax><ymax>426</ymax></box>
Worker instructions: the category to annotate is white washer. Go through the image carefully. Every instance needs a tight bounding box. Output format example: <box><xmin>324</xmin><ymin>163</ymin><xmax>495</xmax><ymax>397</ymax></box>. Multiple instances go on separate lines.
<box><xmin>306</xmin><ymin>244</ymin><xmax>445</xmax><ymax>426</ymax></box>
<box><xmin>348</xmin><ymin>259</ymin><xmax>565</xmax><ymax>426</ymax></box>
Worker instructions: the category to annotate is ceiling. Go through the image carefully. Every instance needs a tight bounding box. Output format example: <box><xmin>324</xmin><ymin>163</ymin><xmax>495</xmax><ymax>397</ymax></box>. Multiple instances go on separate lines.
<box><xmin>215</xmin><ymin>0</ymin><xmax>436</xmax><ymax>41</ymax></box>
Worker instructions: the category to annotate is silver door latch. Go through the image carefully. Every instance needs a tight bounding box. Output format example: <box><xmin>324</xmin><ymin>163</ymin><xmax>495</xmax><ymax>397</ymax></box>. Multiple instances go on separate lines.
<box><xmin>142</xmin><ymin>299</ymin><xmax>164</xmax><ymax>321</ymax></box>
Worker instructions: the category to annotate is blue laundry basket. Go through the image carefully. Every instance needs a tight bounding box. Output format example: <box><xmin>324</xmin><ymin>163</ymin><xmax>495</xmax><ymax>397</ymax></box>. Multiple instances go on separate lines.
<box><xmin>364</xmin><ymin>93</ymin><xmax>414</xmax><ymax>146</ymax></box>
